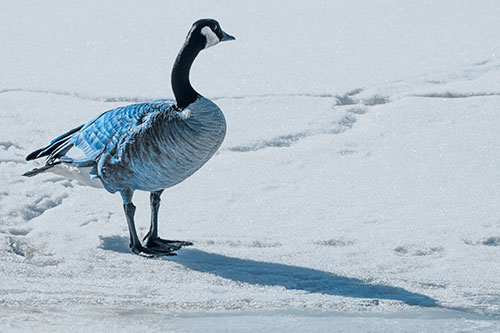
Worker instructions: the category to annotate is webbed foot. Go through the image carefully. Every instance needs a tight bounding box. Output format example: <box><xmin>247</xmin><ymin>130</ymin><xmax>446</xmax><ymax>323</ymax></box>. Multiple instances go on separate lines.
<box><xmin>144</xmin><ymin>235</ymin><xmax>193</xmax><ymax>252</ymax></box>
<box><xmin>130</xmin><ymin>244</ymin><xmax>177</xmax><ymax>257</ymax></box>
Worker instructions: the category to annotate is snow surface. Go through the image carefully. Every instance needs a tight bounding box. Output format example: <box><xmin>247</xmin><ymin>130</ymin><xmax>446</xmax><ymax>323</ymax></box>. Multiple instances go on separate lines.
<box><xmin>1</xmin><ymin>0</ymin><xmax>500</xmax><ymax>331</ymax></box>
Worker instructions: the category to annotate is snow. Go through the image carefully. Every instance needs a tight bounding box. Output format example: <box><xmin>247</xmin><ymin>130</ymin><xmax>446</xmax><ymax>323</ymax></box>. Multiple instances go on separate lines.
<box><xmin>1</xmin><ymin>0</ymin><xmax>500</xmax><ymax>331</ymax></box>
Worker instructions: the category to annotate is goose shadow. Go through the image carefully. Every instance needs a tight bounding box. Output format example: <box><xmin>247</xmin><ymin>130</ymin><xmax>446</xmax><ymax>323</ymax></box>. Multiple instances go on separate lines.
<box><xmin>173</xmin><ymin>249</ymin><xmax>438</xmax><ymax>307</ymax></box>
<box><xmin>100</xmin><ymin>235</ymin><xmax>131</xmax><ymax>254</ymax></box>
<box><xmin>99</xmin><ymin>236</ymin><xmax>438</xmax><ymax>307</ymax></box>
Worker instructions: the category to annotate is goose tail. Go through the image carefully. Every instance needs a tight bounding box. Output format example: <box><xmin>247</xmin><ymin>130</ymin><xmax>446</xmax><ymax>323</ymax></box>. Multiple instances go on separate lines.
<box><xmin>25</xmin><ymin>124</ymin><xmax>83</xmax><ymax>161</ymax></box>
<box><xmin>22</xmin><ymin>162</ymin><xmax>61</xmax><ymax>177</ymax></box>
<box><xmin>24</xmin><ymin>124</ymin><xmax>83</xmax><ymax>177</ymax></box>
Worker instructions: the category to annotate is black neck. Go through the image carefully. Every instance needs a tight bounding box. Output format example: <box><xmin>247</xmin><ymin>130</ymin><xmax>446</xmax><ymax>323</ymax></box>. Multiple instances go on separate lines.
<box><xmin>171</xmin><ymin>39</ymin><xmax>203</xmax><ymax>109</ymax></box>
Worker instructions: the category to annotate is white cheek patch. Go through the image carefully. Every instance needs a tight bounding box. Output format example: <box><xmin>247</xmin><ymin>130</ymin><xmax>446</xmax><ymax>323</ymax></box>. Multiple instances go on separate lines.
<box><xmin>201</xmin><ymin>26</ymin><xmax>220</xmax><ymax>49</ymax></box>
<box><xmin>178</xmin><ymin>108</ymin><xmax>191</xmax><ymax>120</ymax></box>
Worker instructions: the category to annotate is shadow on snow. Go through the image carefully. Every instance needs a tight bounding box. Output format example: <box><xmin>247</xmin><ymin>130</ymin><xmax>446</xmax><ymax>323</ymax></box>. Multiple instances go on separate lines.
<box><xmin>100</xmin><ymin>236</ymin><xmax>438</xmax><ymax>307</ymax></box>
<box><xmin>100</xmin><ymin>235</ymin><xmax>131</xmax><ymax>253</ymax></box>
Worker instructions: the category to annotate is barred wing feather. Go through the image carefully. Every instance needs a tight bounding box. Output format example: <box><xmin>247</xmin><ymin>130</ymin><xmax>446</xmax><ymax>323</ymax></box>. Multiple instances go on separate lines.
<box><xmin>69</xmin><ymin>100</ymin><xmax>175</xmax><ymax>164</ymax></box>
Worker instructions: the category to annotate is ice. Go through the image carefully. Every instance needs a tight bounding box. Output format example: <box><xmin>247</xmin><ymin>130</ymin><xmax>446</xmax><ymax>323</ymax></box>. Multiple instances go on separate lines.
<box><xmin>1</xmin><ymin>0</ymin><xmax>500</xmax><ymax>331</ymax></box>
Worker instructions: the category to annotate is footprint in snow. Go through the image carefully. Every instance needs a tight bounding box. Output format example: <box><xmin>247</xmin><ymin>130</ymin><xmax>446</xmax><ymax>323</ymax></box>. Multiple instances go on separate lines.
<box><xmin>203</xmin><ymin>240</ymin><xmax>282</xmax><ymax>248</ymax></box>
<box><xmin>314</xmin><ymin>239</ymin><xmax>354</xmax><ymax>247</ymax></box>
<box><xmin>464</xmin><ymin>236</ymin><xmax>500</xmax><ymax>247</ymax></box>
<box><xmin>394</xmin><ymin>245</ymin><xmax>444</xmax><ymax>257</ymax></box>
<box><xmin>0</xmin><ymin>141</ymin><xmax>26</xmax><ymax>164</ymax></box>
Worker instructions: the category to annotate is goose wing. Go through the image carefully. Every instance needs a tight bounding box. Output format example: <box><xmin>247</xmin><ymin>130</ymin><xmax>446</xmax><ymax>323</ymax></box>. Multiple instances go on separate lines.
<box><xmin>26</xmin><ymin>99</ymin><xmax>175</xmax><ymax>166</ymax></box>
<box><xmin>70</xmin><ymin>100</ymin><xmax>175</xmax><ymax>164</ymax></box>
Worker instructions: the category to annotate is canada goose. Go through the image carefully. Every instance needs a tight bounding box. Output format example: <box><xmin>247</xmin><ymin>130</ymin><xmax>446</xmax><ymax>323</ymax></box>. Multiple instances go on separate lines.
<box><xmin>24</xmin><ymin>18</ymin><xmax>235</xmax><ymax>256</ymax></box>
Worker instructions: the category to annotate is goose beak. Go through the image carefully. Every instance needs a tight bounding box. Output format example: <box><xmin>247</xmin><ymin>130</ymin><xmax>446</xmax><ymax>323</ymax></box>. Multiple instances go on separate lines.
<box><xmin>221</xmin><ymin>31</ymin><xmax>236</xmax><ymax>42</ymax></box>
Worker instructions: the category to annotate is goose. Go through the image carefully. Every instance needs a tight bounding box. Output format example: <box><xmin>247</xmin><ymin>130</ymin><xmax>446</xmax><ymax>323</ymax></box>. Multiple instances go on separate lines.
<box><xmin>23</xmin><ymin>18</ymin><xmax>235</xmax><ymax>256</ymax></box>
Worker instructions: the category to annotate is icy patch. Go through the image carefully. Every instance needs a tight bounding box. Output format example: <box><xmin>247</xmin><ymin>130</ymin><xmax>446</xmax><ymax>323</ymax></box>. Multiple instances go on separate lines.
<box><xmin>2</xmin><ymin>307</ymin><xmax>499</xmax><ymax>333</ymax></box>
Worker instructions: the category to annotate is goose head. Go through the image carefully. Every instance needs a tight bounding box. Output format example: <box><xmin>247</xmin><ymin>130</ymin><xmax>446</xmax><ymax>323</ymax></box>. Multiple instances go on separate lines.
<box><xmin>172</xmin><ymin>19</ymin><xmax>234</xmax><ymax>109</ymax></box>
<box><xmin>186</xmin><ymin>19</ymin><xmax>235</xmax><ymax>51</ymax></box>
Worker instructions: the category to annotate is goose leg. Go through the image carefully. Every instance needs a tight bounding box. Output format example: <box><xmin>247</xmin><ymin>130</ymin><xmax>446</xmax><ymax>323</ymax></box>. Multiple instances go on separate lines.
<box><xmin>120</xmin><ymin>189</ymin><xmax>174</xmax><ymax>256</ymax></box>
<box><xmin>144</xmin><ymin>189</ymin><xmax>163</xmax><ymax>242</ymax></box>
<box><xmin>143</xmin><ymin>190</ymin><xmax>193</xmax><ymax>251</ymax></box>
